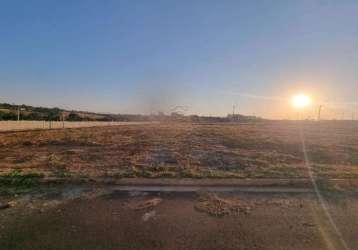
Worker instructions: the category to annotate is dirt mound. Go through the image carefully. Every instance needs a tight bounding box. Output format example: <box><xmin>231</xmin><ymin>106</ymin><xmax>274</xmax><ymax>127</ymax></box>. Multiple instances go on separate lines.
<box><xmin>195</xmin><ymin>192</ymin><xmax>250</xmax><ymax>217</ymax></box>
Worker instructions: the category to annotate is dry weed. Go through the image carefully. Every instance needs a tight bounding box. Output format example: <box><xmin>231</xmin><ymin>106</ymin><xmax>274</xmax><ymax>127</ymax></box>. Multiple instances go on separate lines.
<box><xmin>195</xmin><ymin>192</ymin><xmax>251</xmax><ymax>217</ymax></box>
<box><xmin>127</xmin><ymin>197</ymin><xmax>162</xmax><ymax>210</ymax></box>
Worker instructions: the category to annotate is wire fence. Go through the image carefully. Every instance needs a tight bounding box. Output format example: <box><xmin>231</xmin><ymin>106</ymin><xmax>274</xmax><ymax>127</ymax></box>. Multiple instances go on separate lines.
<box><xmin>0</xmin><ymin>121</ymin><xmax>151</xmax><ymax>132</ymax></box>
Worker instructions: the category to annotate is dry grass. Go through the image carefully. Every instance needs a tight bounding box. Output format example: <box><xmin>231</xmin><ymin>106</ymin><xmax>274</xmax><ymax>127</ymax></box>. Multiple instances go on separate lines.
<box><xmin>195</xmin><ymin>192</ymin><xmax>251</xmax><ymax>216</ymax></box>
<box><xmin>1</xmin><ymin>121</ymin><xmax>358</xmax><ymax>179</ymax></box>
<box><xmin>127</xmin><ymin>198</ymin><xmax>162</xmax><ymax>210</ymax></box>
<box><xmin>0</xmin><ymin>121</ymin><xmax>150</xmax><ymax>132</ymax></box>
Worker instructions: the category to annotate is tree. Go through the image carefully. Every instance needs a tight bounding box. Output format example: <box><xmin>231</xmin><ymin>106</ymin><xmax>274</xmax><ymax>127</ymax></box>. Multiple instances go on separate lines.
<box><xmin>67</xmin><ymin>112</ymin><xmax>83</xmax><ymax>121</ymax></box>
<box><xmin>0</xmin><ymin>111</ymin><xmax>17</xmax><ymax>120</ymax></box>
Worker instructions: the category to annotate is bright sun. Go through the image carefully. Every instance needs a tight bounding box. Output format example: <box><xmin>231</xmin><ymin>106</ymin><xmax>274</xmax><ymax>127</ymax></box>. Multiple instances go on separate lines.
<box><xmin>291</xmin><ymin>94</ymin><xmax>312</xmax><ymax>108</ymax></box>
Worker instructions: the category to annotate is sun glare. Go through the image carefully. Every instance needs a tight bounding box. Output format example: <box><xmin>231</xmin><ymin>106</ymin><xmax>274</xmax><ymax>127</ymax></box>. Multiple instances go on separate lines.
<box><xmin>292</xmin><ymin>94</ymin><xmax>311</xmax><ymax>108</ymax></box>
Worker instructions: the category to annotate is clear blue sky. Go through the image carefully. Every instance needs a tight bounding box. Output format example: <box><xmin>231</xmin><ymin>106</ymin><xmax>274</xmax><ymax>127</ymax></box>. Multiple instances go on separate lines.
<box><xmin>1</xmin><ymin>0</ymin><xmax>358</xmax><ymax>118</ymax></box>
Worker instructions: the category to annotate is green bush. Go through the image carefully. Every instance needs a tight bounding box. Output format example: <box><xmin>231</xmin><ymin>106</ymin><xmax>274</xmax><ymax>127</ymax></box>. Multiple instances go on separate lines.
<box><xmin>0</xmin><ymin>170</ymin><xmax>44</xmax><ymax>187</ymax></box>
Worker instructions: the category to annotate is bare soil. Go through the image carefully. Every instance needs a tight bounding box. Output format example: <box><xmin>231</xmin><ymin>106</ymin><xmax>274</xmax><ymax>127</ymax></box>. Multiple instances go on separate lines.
<box><xmin>1</xmin><ymin>187</ymin><xmax>358</xmax><ymax>250</ymax></box>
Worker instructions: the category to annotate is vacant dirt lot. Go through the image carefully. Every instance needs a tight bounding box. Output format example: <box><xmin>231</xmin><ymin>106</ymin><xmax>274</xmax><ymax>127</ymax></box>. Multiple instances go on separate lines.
<box><xmin>1</xmin><ymin>121</ymin><xmax>358</xmax><ymax>180</ymax></box>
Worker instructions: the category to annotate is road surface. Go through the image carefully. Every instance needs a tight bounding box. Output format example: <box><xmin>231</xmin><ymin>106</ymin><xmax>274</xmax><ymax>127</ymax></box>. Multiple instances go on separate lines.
<box><xmin>0</xmin><ymin>184</ymin><xmax>357</xmax><ymax>250</ymax></box>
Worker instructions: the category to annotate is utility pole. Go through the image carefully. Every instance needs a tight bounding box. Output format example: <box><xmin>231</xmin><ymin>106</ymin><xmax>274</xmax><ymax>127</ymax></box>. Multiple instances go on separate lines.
<box><xmin>232</xmin><ymin>105</ymin><xmax>238</xmax><ymax>122</ymax></box>
<box><xmin>317</xmin><ymin>105</ymin><xmax>322</xmax><ymax>121</ymax></box>
<box><xmin>17</xmin><ymin>106</ymin><xmax>20</xmax><ymax>121</ymax></box>
<box><xmin>62</xmin><ymin>112</ymin><xmax>65</xmax><ymax>129</ymax></box>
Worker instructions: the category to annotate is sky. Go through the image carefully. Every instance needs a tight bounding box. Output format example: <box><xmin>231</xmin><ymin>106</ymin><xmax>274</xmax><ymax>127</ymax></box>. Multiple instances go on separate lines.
<box><xmin>1</xmin><ymin>0</ymin><xmax>358</xmax><ymax>119</ymax></box>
